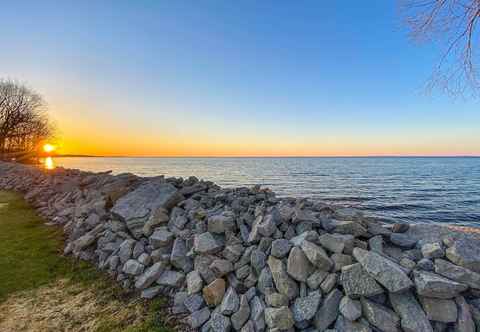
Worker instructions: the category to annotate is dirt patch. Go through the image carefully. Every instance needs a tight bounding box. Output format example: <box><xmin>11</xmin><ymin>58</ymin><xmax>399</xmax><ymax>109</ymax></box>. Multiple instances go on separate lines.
<box><xmin>0</xmin><ymin>279</ymin><xmax>145</xmax><ymax>332</ymax></box>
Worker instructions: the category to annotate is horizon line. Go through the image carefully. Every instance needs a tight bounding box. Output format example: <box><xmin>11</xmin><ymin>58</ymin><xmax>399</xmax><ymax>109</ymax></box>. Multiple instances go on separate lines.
<box><xmin>54</xmin><ymin>154</ymin><xmax>480</xmax><ymax>158</ymax></box>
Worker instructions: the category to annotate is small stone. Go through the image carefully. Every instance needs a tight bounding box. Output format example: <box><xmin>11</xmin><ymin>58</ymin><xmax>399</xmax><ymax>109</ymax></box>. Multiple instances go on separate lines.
<box><xmin>421</xmin><ymin>242</ymin><xmax>444</xmax><ymax>259</ymax></box>
<box><xmin>390</xmin><ymin>233</ymin><xmax>417</xmax><ymax>249</ymax></box>
<box><xmin>318</xmin><ymin>233</ymin><xmax>345</xmax><ymax>253</ymax></box>
<box><xmin>419</xmin><ymin>297</ymin><xmax>457</xmax><ymax>323</ymax></box>
<box><xmin>203</xmin><ymin>278</ymin><xmax>226</xmax><ymax>307</ymax></box>
<box><xmin>141</xmin><ymin>286</ymin><xmax>161</xmax><ymax>299</ymax></box>
<box><xmin>339</xmin><ymin>296</ymin><xmax>362</xmax><ymax>321</ymax></box>
<box><xmin>320</xmin><ymin>273</ymin><xmax>338</xmax><ymax>294</ymax></box>
<box><xmin>264</xmin><ymin>306</ymin><xmax>294</xmax><ymax>330</ymax></box>
<box><xmin>413</xmin><ymin>270</ymin><xmax>468</xmax><ymax>299</ymax></box>
<box><xmin>361</xmin><ymin>298</ymin><xmax>400</xmax><ymax>332</ymax></box>
<box><xmin>250</xmin><ymin>249</ymin><xmax>267</xmax><ymax>275</ymax></box>
<box><xmin>211</xmin><ymin>259</ymin><xmax>234</xmax><ymax>278</ymax></box>
<box><xmin>150</xmin><ymin>228</ymin><xmax>174</xmax><ymax>248</ymax></box>
<box><xmin>417</xmin><ymin>258</ymin><xmax>435</xmax><ymax>271</ymax></box>
<box><xmin>122</xmin><ymin>259</ymin><xmax>144</xmax><ymax>275</ymax></box>
<box><xmin>137</xmin><ymin>253</ymin><xmax>151</xmax><ymax>266</ymax></box>
<box><xmin>369</xmin><ymin>235</ymin><xmax>384</xmax><ymax>253</ymax></box>
<box><xmin>314</xmin><ymin>288</ymin><xmax>343</xmax><ymax>331</ymax></box>
<box><xmin>392</xmin><ymin>223</ymin><xmax>409</xmax><ymax>233</ymax></box>
<box><xmin>156</xmin><ymin>270</ymin><xmax>185</xmax><ymax>288</ymax></box>
<box><xmin>271</xmin><ymin>239</ymin><xmax>292</xmax><ymax>258</ymax></box>
<box><xmin>194</xmin><ymin>232</ymin><xmax>223</xmax><ymax>254</ymax></box>
<box><xmin>331</xmin><ymin>253</ymin><xmax>352</xmax><ymax>272</ymax></box>
<box><xmin>389</xmin><ymin>291</ymin><xmax>433</xmax><ymax>332</ymax></box>
<box><xmin>291</xmin><ymin>291</ymin><xmax>322</xmax><ymax>323</ymax></box>
<box><xmin>171</xmin><ymin>238</ymin><xmax>193</xmax><ymax>272</ymax></box>
<box><xmin>455</xmin><ymin>296</ymin><xmax>475</xmax><ymax>332</ymax></box>
<box><xmin>307</xmin><ymin>269</ymin><xmax>329</xmax><ymax>290</ymax></box>
<box><xmin>231</xmin><ymin>295</ymin><xmax>250</xmax><ymax>330</ymax></box>
<box><xmin>287</xmin><ymin>246</ymin><xmax>314</xmax><ymax>282</ymax></box>
<box><xmin>208</xmin><ymin>214</ymin><xmax>235</xmax><ymax>234</ymax></box>
<box><xmin>135</xmin><ymin>262</ymin><xmax>166</xmax><ymax>289</ymax></box>
<box><xmin>300</xmin><ymin>240</ymin><xmax>333</xmax><ymax>271</ymax></box>
<box><xmin>190</xmin><ymin>307</ymin><xmax>211</xmax><ymax>329</ymax></box>
<box><xmin>223</xmin><ymin>244</ymin><xmax>244</xmax><ymax>263</ymax></box>
<box><xmin>187</xmin><ymin>270</ymin><xmax>204</xmax><ymax>294</ymax></box>
<box><xmin>220</xmin><ymin>287</ymin><xmax>240</xmax><ymax>315</ymax></box>
<box><xmin>210</xmin><ymin>313</ymin><xmax>232</xmax><ymax>332</ymax></box>
<box><xmin>240</xmin><ymin>321</ymin><xmax>255</xmax><ymax>332</ymax></box>
<box><xmin>332</xmin><ymin>220</ymin><xmax>367</xmax><ymax>237</ymax></box>
<box><xmin>335</xmin><ymin>315</ymin><xmax>372</xmax><ymax>332</ymax></box>
<box><xmin>265</xmin><ymin>293</ymin><xmax>289</xmax><ymax>307</ymax></box>
<box><xmin>435</xmin><ymin>258</ymin><xmax>480</xmax><ymax>289</ymax></box>
<box><xmin>250</xmin><ymin>296</ymin><xmax>266</xmax><ymax>332</ymax></box>
<box><xmin>184</xmin><ymin>294</ymin><xmax>206</xmax><ymax>313</ymax></box>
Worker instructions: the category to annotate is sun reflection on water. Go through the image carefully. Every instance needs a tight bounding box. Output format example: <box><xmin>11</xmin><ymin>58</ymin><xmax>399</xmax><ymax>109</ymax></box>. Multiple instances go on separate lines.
<box><xmin>42</xmin><ymin>157</ymin><xmax>55</xmax><ymax>170</ymax></box>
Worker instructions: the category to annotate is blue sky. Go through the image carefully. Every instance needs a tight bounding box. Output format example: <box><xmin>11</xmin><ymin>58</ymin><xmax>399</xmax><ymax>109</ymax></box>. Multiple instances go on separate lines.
<box><xmin>1</xmin><ymin>1</ymin><xmax>478</xmax><ymax>156</ymax></box>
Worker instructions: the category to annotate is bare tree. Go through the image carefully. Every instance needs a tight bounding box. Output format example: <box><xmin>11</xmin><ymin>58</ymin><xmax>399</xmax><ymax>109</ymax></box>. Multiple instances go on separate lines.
<box><xmin>0</xmin><ymin>79</ymin><xmax>54</xmax><ymax>161</ymax></box>
<box><xmin>402</xmin><ymin>0</ymin><xmax>480</xmax><ymax>95</ymax></box>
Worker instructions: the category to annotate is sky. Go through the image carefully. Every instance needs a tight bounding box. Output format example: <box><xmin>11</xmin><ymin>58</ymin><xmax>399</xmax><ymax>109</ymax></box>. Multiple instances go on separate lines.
<box><xmin>1</xmin><ymin>1</ymin><xmax>479</xmax><ymax>157</ymax></box>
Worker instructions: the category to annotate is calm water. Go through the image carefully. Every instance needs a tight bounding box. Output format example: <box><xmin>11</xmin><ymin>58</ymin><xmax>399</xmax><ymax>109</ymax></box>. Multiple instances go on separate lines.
<box><xmin>53</xmin><ymin>157</ymin><xmax>480</xmax><ymax>226</ymax></box>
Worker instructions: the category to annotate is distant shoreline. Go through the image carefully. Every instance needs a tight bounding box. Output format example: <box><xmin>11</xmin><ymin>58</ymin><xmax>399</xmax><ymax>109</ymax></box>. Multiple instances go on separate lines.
<box><xmin>54</xmin><ymin>155</ymin><xmax>480</xmax><ymax>158</ymax></box>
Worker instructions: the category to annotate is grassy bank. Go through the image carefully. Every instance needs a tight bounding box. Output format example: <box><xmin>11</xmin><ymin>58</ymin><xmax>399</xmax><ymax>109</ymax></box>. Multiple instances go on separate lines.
<box><xmin>0</xmin><ymin>191</ymin><xmax>173</xmax><ymax>332</ymax></box>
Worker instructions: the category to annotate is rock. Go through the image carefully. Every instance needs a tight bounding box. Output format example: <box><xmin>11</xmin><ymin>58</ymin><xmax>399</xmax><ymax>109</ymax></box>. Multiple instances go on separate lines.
<box><xmin>331</xmin><ymin>253</ymin><xmax>352</xmax><ymax>272</ymax></box>
<box><xmin>190</xmin><ymin>307</ymin><xmax>211</xmax><ymax>329</ymax></box>
<box><xmin>250</xmin><ymin>296</ymin><xmax>266</xmax><ymax>332</ymax></box>
<box><xmin>318</xmin><ymin>233</ymin><xmax>345</xmax><ymax>253</ymax></box>
<box><xmin>211</xmin><ymin>259</ymin><xmax>234</xmax><ymax>278</ymax></box>
<box><xmin>332</xmin><ymin>220</ymin><xmax>367</xmax><ymax>237</ymax></box>
<box><xmin>208</xmin><ymin>214</ymin><xmax>236</xmax><ymax>234</ymax></box>
<box><xmin>265</xmin><ymin>293</ymin><xmax>289</xmax><ymax>307</ymax></box>
<box><xmin>170</xmin><ymin>238</ymin><xmax>192</xmax><ymax>272</ymax></box>
<box><xmin>137</xmin><ymin>253</ymin><xmax>151</xmax><ymax>266</ymax></box>
<box><xmin>413</xmin><ymin>270</ymin><xmax>468</xmax><ymax>299</ymax></box>
<box><xmin>369</xmin><ymin>235</ymin><xmax>384</xmax><ymax>253</ymax></box>
<box><xmin>220</xmin><ymin>287</ymin><xmax>240</xmax><ymax>315</ymax></box>
<box><xmin>141</xmin><ymin>286</ymin><xmax>162</xmax><ymax>299</ymax></box>
<box><xmin>421</xmin><ymin>242</ymin><xmax>444</xmax><ymax>259</ymax></box>
<box><xmin>118</xmin><ymin>239</ymin><xmax>135</xmax><ymax>264</ymax></box>
<box><xmin>335</xmin><ymin>315</ymin><xmax>372</xmax><ymax>332</ymax></box>
<box><xmin>223</xmin><ymin>244</ymin><xmax>244</xmax><ymax>263</ymax></box>
<box><xmin>122</xmin><ymin>259</ymin><xmax>144</xmax><ymax>275</ymax></box>
<box><xmin>287</xmin><ymin>246</ymin><xmax>314</xmax><ymax>282</ymax></box>
<box><xmin>340</xmin><ymin>263</ymin><xmax>384</xmax><ymax>298</ymax></box>
<box><xmin>307</xmin><ymin>269</ymin><xmax>329</xmax><ymax>289</ymax></box>
<box><xmin>187</xmin><ymin>270</ymin><xmax>204</xmax><ymax>294</ymax></box>
<box><xmin>390</xmin><ymin>233</ymin><xmax>417</xmax><ymax>249</ymax></box>
<box><xmin>300</xmin><ymin>240</ymin><xmax>333</xmax><ymax>271</ymax></box>
<box><xmin>240</xmin><ymin>321</ymin><xmax>255</xmax><ymax>332</ymax></box>
<box><xmin>419</xmin><ymin>297</ymin><xmax>458</xmax><ymax>323</ymax></box>
<box><xmin>389</xmin><ymin>291</ymin><xmax>433</xmax><ymax>332</ymax></box>
<box><xmin>143</xmin><ymin>207</ymin><xmax>169</xmax><ymax>236</ymax></box>
<box><xmin>264</xmin><ymin>306</ymin><xmax>294</xmax><ymax>330</ymax></box>
<box><xmin>135</xmin><ymin>262</ymin><xmax>166</xmax><ymax>289</ymax></box>
<box><xmin>271</xmin><ymin>239</ymin><xmax>292</xmax><ymax>258</ymax></box>
<box><xmin>314</xmin><ymin>288</ymin><xmax>342</xmax><ymax>331</ymax></box>
<box><xmin>291</xmin><ymin>291</ymin><xmax>322</xmax><ymax>323</ymax></box>
<box><xmin>434</xmin><ymin>258</ymin><xmax>480</xmax><ymax>289</ymax></box>
<box><xmin>417</xmin><ymin>258</ymin><xmax>435</xmax><ymax>271</ymax></box>
<box><xmin>173</xmin><ymin>291</ymin><xmax>188</xmax><ymax>314</ymax></box>
<box><xmin>392</xmin><ymin>223</ymin><xmax>409</xmax><ymax>233</ymax></box>
<box><xmin>194</xmin><ymin>232</ymin><xmax>223</xmax><ymax>254</ymax></box>
<box><xmin>210</xmin><ymin>313</ymin><xmax>232</xmax><ymax>332</ymax></box>
<box><xmin>250</xmin><ymin>249</ymin><xmax>267</xmax><ymax>276</ymax></box>
<box><xmin>455</xmin><ymin>296</ymin><xmax>475</xmax><ymax>332</ymax></box>
<box><xmin>184</xmin><ymin>294</ymin><xmax>206</xmax><ymax>313</ymax></box>
<box><xmin>257</xmin><ymin>267</ymin><xmax>275</xmax><ymax>295</ymax></box>
<box><xmin>267</xmin><ymin>255</ymin><xmax>299</xmax><ymax>300</ymax></box>
<box><xmin>353</xmin><ymin>248</ymin><xmax>413</xmax><ymax>293</ymax></box>
<box><xmin>361</xmin><ymin>298</ymin><xmax>400</xmax><ymax>332</ymax></box>
<box><xmin>203</xmin><ymin>278</ymin><xmax>226</xmax><ymax>307</ymax></box>
<box><xmin>111</xmin><ymin>181</ymin><xmax>183</xmax><ymax>239</ymax></box>
<box><xmin>320</xmin><ymin>273</ymin><xmax>338</xmax><ymax>294</ymax></box>
<box><xmin>150</xmin><ymin>228</ymin><xmax>174</xmax><ymax>248</ymax></box>
<box><xmin>231</xmin><ymin>295</ymin><xmax>250</xmax><ymax>330</ymax></box>
<box><xmin>446</xmin><ymin>239</ymin><xmax>480</xmax><ymax>273</ymax></box>
<box><xmin>157</xmin><ymin>270</ymin><xmax>185</xmax><ymax>288</ymax></box>
<box><xmin>339</xmin><ymin>296</ymin><xmax>362</xmax><ymax>321</ymax></box>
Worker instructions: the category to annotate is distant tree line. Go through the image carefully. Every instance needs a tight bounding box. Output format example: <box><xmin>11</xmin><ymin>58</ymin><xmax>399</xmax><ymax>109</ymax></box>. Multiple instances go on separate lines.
<box><xmin>0</xmin><ymin>79</ymin><xmax>54</xmax><ymax>161</ymax></box>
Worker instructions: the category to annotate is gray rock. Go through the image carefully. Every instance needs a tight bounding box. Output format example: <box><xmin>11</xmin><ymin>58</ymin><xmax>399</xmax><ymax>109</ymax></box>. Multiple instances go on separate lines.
<box><xmin>291</xmin><ymin>291</ymin><xmax>322</xmax><ymax>323</ymax></box>
<box><xmin>257</xmin><ymin>267</ymin><xmax>275</xmax><ymax>295</ymax></box>
<box><xmin>240</xmin><ymin>321</ymin><xmax>255</xmax><ymax>332</ymax></box>
<box><xmin>250</xmin><ymin>296</ymin><xmax>266</xmax><ymax>332</ymax></box>
<box><xmin>184</xmin><ymin>293</ymin><xmax>205</xmax><ymax>313</ymax></box>
<box><xmin>353</xmin><ymin>248</ymin><xmax>413</xmax><ymax>293</ymax></box>
<box><xmin>361</xmin><ymin>298</ymin><xmax>400</xmax><ymax>332</ymax></box>
<box><xmin>339</xmin><ymin>296</ymin><xmax>362</xmax><ymax>321</ymax></box>
<box><xmin>135</xmin><ymin>262</ymin><xmax>166</xmax><ymax>289</ymax></box>
<box><xmin>231</xmin><ymin>295</ymin><xmax>250</xmax><ymax>330</ymax></box>
<box><xmin>267</xmin><ymin>255</ymin><xmax>299</xmax><ymax>300</ymax></box>
<box><xmin>332</xmin><ymin>220</ymin><xmax>367</xmax><ymax>237</ymax></box>
<box><xmin>419</xmin><ymin>297</ymin><xmax>458</xmax><ymax>323</ymax></box>
<box><xmin>455</xmin><ymin>296</ymin><xmax>475</xmax><ymax>332</ymax></box>
<box><xmin>435</xmin><ymin>258</ymin><xmax>480</xmax><ymax>289</ymax></box>
<box><xmin>150</xmin><ymin>228</ymin><xmax>174</xmax><ymax>248</ymax></box>
<box><xmin>170</xmin><ymin>238</ymin><xmax>192</xmax><ymax>272</ymax></box>
<box><xmin>390</xmin><ymin>233</ymin><xmax>417</xmax><ymax>249</ymax></box>
<box><xmin>118</xmin><ymin>239</ymin><xmax>135</xmax><ymax>264</ymax></box>
<box><xmin>223</xmin><ymin>244</ymin><xmax>244</xmax><ymax>263</ymax></box>
<box><xmin>300</xmin><ymin>240</ymin><xmax>333</xmax><ymax>271</ymax></box>
<box><xmin>173</xmin><ymin>291</ymin><xmax>189</xmax><ymax>314</ymax></box>
<box><xmin>111</xmin><ymin>181</ymin><xmax>182</xmax><ymax>239</ymax></box>
<box><xmin>187</xmin><ymin>270</ymin><xmax>204</xmax><ymax>294</ymax></box>
<box><xmin>413</xmin><ymin>270</ymin><xmax>468</xmax><ymax>299</ymax></box>
<box><xmin>307</xmin><ymin>269</ymin><xmax>329</xmax><ymax>289</ymax></box>
<box><xmin>320</xmin><ymin>273</ymin><xmax>338</xmax><ymax>294</ymax></box>
<box><xmin>141</xmin><ymin>286</ymin><xmax>161</xmax><ymax>299</ymax></box>
<box><xmin>446</xmin><ymin>239</ymin><xmax>480</xmax><ymax>273</ymax></box>
<box><xmin>318</xmin><ymin>233</ymin><xmax>345</xmax><ymax>253</ymax></box>
<box><xmin>194</xmin><ymin>232</ymin><xmax>223</xmax><ymax>254</ymax></box>
<box><xmin>417</xmin><ymin>258</ymin><xmax>435</xmax><ymax>271</ymax></box>
<box><xmin>143</xmin><ymin>207</ymin><xmax>169</xmax><ymax>236</ymax></box>
<box><xmin>157</xmin><ymin>270</ymin><xmax>185</xmax><ymax>288</ymax></box>
<box><xmin>211</xmin><ymin>259</ymin><xmax>234</xmax><ymax>278</ymax></box>
<box><xmin>421</xmin><ymin>242</ymin><xmax>444</xmax><ymax>259</ymax></box>
<box><xmin>271</xmin><ymin>239</ymin><xmax>292</xmax><ymax>258</ymax></box>
<box><xmin>314</xmin><ymin>288</ymin><xmax>342</xmax><ymax>331</ymax></box>
<box><xmin>335</xmin><ymin>315</ymin><xmax>372</xmax><ymax>332</ymax></box>
<box><xmin>208</xmin><ymin>214</ymin><xmax>236</xmax><ymax>234</ymax></box>
<box><xmin>190</xmin><ymin>307</ymin><xmax>211</xmax><ymax>329</ymax></box>
<box><xmin>250</xmin><ymin>249</ymin><xmax>267</xmax><ymax>276</ymax></box>
<box><xmin>287</xmin><ymin>246</ymin><xmax>314</xmax><ymax>282</ymax></box>
<box><xmin>122</xmin><ymin>259</ymin><xmax>144</xmax><ymax>275</ymax></box>
<box><xmin>210</xmin><ymin>313</ymin><xmax>232</xmax><ymax>332</ymax></box>
<box><xmin>369</xmin><ymin>235</ymin><xmax>384</xmax><ymax>253</ymax></box>
<box><xmin>340</xmin><ymin>263</ymin><xmax>384</xmax><ymax>298</ymax></box>
<box><xmin>137</xmin><ymin>253</ymin><xmax>151</xmax><ymax>266</ymax></box>
<box><xmin>265</xmin><ymin>293</ymin><xmax>289</xmax><ymax>307</ymax></box>
<box><xmin>331</xmin><ymin>253</ymin><xmax>352</xmax><ymax>272</ymax></box>
<box><xmin>220</xmin><ymin>287</ymin><xmax>240</xmax><ymax>315</ymax></box>
<box><xmin>389</xmin><ymin>291</ymin><xmax>433</xmax><ymax>332</ymax></box>
<box><xmin>265</xmin><ymin>306</ymin><xmax>294</xmax><ymax>330</ymax></box>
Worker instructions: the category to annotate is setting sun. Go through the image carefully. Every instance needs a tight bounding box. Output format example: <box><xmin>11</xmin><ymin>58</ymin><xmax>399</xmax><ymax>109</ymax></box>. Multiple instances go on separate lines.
<box><xmin>43</xmin><ymin>144</ymin><xmax>56</xmax><ymax>153</ymax></box>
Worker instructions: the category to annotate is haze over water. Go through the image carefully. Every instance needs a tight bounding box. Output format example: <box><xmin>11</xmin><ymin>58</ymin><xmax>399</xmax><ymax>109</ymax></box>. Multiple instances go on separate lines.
<box><xmin>54</xmin><ymin>156</ymin><xmax>480</xmax><ymax>226</ymax></box>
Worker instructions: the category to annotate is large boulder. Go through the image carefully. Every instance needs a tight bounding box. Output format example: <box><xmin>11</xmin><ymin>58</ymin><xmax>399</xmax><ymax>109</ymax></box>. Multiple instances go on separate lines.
<box><xmin>361</xmin><ymin>298</ymin><xmax>401</xmax><ymax>332</ymax></box>
<box><xmin>267</xmin><ymin>256</ymin><xmax>299</xmax><ymax>300</ymax></box>
<box><xmin>446</xmin><ymin>239</ymin><xmax>480</xmax><ymax>273</ymax></box>
<box><xmin>434</xmin><ymin>258</ymin><xmax>480</xmax><ymax>289</ymax></box>
<box><xmin>314</xmin><ymin>288</ymin><xmax>342</xmax><ymax>331</ymax></box>
<box><xmin>389</xmin><ymin>291</ymin><xmax>433</xmax><ymax>332</ymax></box>
<box><xmin>413</xmin><ymin>270</ymin><xmax>468</xmax><ymax>299</ymax></box>
<box><xmin>340</xmin><ymin>263</ymin><xmax>384</xmax><ymax>298</ymax></box>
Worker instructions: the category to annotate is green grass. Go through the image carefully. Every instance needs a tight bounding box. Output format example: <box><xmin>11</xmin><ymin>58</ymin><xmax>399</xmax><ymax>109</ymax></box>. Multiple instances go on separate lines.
<box><xmin>0</xmin><ymin>191</ymin><xmax>173</xmax><ymax>332</ymax></box>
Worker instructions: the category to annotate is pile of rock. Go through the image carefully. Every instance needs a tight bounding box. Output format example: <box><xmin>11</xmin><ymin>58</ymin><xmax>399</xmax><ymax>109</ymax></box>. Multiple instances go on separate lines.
<box><xmin>2</xmin><ymin>160</ymin><xmax>480</xmax><ymax>332</ymax></box>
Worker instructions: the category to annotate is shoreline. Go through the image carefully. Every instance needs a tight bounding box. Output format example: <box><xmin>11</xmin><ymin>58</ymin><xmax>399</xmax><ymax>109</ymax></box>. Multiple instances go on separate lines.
<box><xmin>1</xmin><ymin>160</ymin><xmax>480</xmax><ymax>331</ymax></box>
